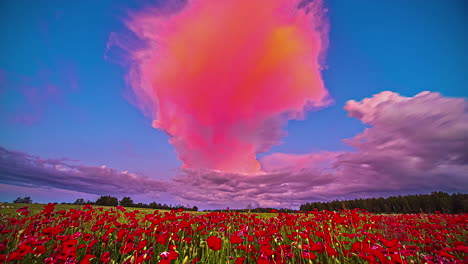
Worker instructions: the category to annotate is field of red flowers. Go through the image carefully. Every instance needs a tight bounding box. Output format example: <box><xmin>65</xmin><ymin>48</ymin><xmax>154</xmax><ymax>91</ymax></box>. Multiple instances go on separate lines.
<box><xmin>0</xmin><ymin>203</ymin><xmax>467</xmax><ymax>264</ymax></box>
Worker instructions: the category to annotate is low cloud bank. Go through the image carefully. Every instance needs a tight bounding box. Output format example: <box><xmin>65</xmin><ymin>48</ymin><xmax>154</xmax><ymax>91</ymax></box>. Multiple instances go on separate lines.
<box><xmin>0</xmin><ymin>147</ymin><xmax>167</xmax><ymax>197</ymax></box>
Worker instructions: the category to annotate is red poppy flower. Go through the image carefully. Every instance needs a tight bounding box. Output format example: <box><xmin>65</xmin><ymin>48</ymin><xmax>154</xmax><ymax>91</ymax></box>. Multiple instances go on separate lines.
<box><xmin>180</xmin><ymin>221</ymin><xmax>191</xmax><ymax>228</ymax></box>
<box><xmin>325</xmin><ymin>245</ymin><xmax>338</xmax><ymax>257</ymax></box>
<box><xmin>160</xmin><ymin>251</ymin><xmax>178</xmax><ymax>260</ymax></box>
<box><xmin>235</xmin><ymin>256</ymin><xmax>246</xmax><ymax>264</ymax></box>
<box><xmin>32</xmin><ymin>245</ymin><xmax>46</xmax><ymax>255</ymax></box>
<box><xmin>156</xmin><ymin>233</ymin><xmax>170</xmax><ymax>245</ymax></box>
<box><xmin>137</xmin><ymin>240</ymin><xmax>148</xmax><ymax>250</ymax></box>
<box><xmin>207</xmin><ymin>236</ymin><xmax>222</xmax><ymax>251</ymax></box>
<box><xmin>438</xmin><ymin>250</ymin><xmax>456</xmax><ymax>259</ymax></box>
<box><xmin>301</xmin><ymin>252</ymin><xmax>317</xmax><ymax>260</ymax></box>
<box><xmin>80</xmin><ymin>254</ymin><xmax>96</xmax><ymax>264</ymax></box>
<box><xmin>257</xmin><ymin>258</ymin><xmax>271</xmax><ymax>264</ymax></box>
<box><xmin>7</xmin><ymin>252</ymin><xmax>20</xmax><ymax>262</ymax></box>
<box><xmin>169</xmin><ymin>245</ymin><xmax>178</xmax><ymax>251</ymax></box>
<box><xmin>17</xmin><ymin>244</ymin><xmax>31</xmax><ymax>257</ymax></box>
<box><xmin>83</xmin><ymin>234</ymin><xmax>93</xmax><ymax>241</ymax></box>
<box><xmin>383</xmin><ymin>238</ymin><xmax>399</xmax><ymax>248</ymax></box>
<box><xmin>230</xmin><ymin>235</ymin><xmax>243</xmax><ymax>245</ymax></box>
<box><xmin>305</xmin><ymin>242</ymin><xmax>324</xmax><ymax>253</ymax></box>
<box><xmin>100</xmin><ymin>252</ymin><xmax>111</xmax><ymax>263</ymax></box>
<box><xmin>455</xmin><ymin>243</ymin><xmax>468</xmax><ymax>254</ymax></box>
<box><xmin>120</xmin><ymin>243</ymin><xmax>135</xmax><ymax>254</ymax></box>
<box><xmin>61</xmin><ymin>239</ymin><xmax>78</xmax><ymax>252</ymax></box>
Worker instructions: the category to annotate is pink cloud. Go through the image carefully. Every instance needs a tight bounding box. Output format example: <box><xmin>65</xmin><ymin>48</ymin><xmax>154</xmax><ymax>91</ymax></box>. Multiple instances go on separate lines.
<box><xmin>111</xmin><ymin>0</ymin><xmax>330</xmax><ymax>173</ymax></box>
<box><xmin>261</xmin><ymin>152</ymin><xmax>340</xmax><ymax>173</ymax></box>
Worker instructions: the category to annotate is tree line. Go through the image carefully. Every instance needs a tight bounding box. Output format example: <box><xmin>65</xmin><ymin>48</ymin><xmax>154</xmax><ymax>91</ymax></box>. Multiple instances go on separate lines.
<box><xmin>300</xmin><ymin>192</ymin><xmax>468</xmax><ymax>214</ymax></box>
<box><xmin>12</xmin><ymin>195</ymin><xmax>198</xmax><ymax>211</ymax></box>
<box><xmin>92</xmin><ymin>196</ymin><xmax>198</xmax><ymax>211</ymax></box>
<box><xmin>210</xmin><ymin>208</ymin><xmax>298</xmax><ymax>213</ymax></box>
<box><xmin>13</xmin><ymin>192</ymin><xmax>467</xmax><ymax>213</ymax></box>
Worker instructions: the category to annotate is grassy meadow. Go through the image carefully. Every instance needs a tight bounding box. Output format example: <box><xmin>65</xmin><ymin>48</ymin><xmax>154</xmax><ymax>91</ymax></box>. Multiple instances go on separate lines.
<box><xmin>0</xmin><ymin>203</ymin><xmax>467</xmax><ymax>263</ymax></box>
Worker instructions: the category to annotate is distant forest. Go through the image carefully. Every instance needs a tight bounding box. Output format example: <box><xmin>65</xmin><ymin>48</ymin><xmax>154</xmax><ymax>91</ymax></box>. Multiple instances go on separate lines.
<box><xmin>300</xmin><ymin>192</ymin><xmax>468</xmax><ymax>214</ymax></box>
<box><xmin>12</xmin><ymin>195</ymin><xmax>198</xmax><ymax>211</ymax></box>
<box><xmin>12</xmin><ymin>192</ymin><xmax>468</xmax><ymax>214</ymax></box>
<box><xmin>209</xmin><ymin>208</ymin><xmax>298</xmax><ymax>213</ymax></box>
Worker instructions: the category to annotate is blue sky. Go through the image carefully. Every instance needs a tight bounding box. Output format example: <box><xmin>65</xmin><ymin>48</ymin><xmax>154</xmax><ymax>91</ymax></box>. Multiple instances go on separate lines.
<box><xmin>0</xmin><ymin>0</ymin><xmax>467</xmax><ymax>205</ymax></box>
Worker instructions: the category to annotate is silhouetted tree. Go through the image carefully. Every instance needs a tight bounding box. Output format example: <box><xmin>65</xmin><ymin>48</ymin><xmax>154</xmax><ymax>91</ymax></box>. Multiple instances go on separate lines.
<box><xmin>119</xmin><ymin>197</ymin><xmax>134</xmax><ymax>207</ymax></box>
<box><xmin>95</xmin><ymin>196</ymin><xmax>118</xmax><ymax>206</ymax></box>
<box><xmin>73</xmin><ymin>198</ymin><xmax>86</xmax><ymax>205</ymax></box>
<box><xmin>13</xmin><ymin>197</ymin><xmax>32</xmax><ymax>203</ymax></box>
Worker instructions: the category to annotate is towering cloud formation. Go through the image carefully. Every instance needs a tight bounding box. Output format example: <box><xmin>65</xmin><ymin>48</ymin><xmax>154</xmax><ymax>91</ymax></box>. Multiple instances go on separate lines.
<box><xmin>117</xmin><ymin>0</ymin><xmax>329</xmax><ymax>173</ymax></box>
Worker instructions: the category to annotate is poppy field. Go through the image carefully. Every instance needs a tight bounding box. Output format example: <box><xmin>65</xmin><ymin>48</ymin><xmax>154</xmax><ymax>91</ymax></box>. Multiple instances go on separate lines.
<box><xmin>0</xmin><ymin>203</ymin><xmax>467</xmax><ymax>264</ymax></box>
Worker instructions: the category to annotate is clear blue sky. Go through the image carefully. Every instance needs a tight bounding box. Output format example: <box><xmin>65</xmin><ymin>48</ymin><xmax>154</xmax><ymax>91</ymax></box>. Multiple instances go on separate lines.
<box><xmin>0</xmin><ymin>0</ymin><xmax>467</xmax><ymax>204</ymax></box>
